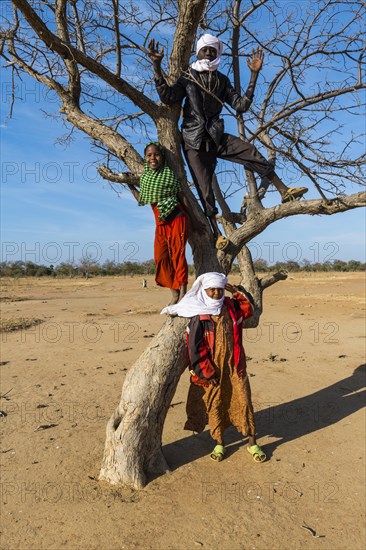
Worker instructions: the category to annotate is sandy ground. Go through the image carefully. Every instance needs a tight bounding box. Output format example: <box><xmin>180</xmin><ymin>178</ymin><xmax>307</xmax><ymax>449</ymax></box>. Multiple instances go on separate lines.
<box><xmin>0</xmin><ymin>272</ymin><xmax>365</xmax><ymax>550</ymax></box>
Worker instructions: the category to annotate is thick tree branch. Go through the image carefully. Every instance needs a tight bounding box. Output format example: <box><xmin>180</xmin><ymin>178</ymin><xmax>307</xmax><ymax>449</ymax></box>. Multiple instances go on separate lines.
<box><xmin>232</xmin><ymin>191</ymin><xmax>366</xmax><ymax>252</ymax></box>
<box><xmin>168</xmin><ymin>0</ymin><xmax>206</xmax><ymax>79</ymax></box>
<box><xmin>12</xmin><ymin>0</ymin><xmax>158</xmax><ymax>117</ymax></box>
<box><xmin>55</xmin><ymin>0</ymin><xmax>81</xmax><ymax>103</ymax></box>
<box><xmin>260</xmin><ymin>270</ymin><xmax>288</xmax><ymax>290</ymax></box>
<box><xmin>98</xmin><ymin>166</ymin><xmax>141</xmax><ymax>185</ymax></box>
<box><xmin>59</xmin><ymin>100</ymin><xmax>144</xmax><ymax>174</ymax></box>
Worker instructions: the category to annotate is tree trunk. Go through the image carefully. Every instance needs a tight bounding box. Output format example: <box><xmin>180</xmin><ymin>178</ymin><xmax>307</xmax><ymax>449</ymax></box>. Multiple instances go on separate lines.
<box><xmin>237</xmin><ymin>245</ymin><xmax>263</xmax><ymax>327</ymax></box>
<box><xmin>99</xmin><ymin>316</ymin><xmax>189</xmax><ymax>488</ymax></box>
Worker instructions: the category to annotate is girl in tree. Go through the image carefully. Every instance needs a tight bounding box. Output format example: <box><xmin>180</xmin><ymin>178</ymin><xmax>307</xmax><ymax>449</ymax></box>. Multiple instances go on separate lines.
<box><xmin>161</xmin><ymin>272</ymin><xmax>266</xmax><ymax>463</ymax></box>
<box><xmin>129</xmin><ymin>142</ymin><xmax>189</xmax><ymax>304</ymax></box>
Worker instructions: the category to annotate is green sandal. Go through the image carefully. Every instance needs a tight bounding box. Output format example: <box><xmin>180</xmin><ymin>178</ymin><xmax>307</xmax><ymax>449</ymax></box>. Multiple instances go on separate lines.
<box><xmin>210</xmin><ymin>444</ymin><xmax>226</xmax><ymax>462</ymax></box>
<box><xmin>247</xmin><ymin>444</ymin><xmax>266</xmax><ymax>463</ymax></box>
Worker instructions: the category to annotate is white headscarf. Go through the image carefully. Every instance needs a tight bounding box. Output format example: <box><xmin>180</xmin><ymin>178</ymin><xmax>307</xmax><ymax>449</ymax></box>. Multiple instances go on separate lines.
<box><xmin>161</xmin><ymin>272</ymin><xmax>228</xmax><ymax>317</ymax></box>
<box><xmin>191</xmin><ymin>34</ymin><xmax>223</xmax><ymax>72</ymax></box>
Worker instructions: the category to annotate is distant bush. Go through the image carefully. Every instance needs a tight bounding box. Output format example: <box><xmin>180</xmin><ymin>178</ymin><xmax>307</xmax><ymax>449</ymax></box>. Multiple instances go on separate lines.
<box><xmin>0</xmin><ymin>258</ymin><xmax>364</xmax><ymax>278</ymax></box>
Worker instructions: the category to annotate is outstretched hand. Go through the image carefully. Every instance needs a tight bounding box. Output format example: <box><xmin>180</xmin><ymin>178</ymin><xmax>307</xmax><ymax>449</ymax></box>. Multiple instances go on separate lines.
<box><xmin>148</xmin><ymin>38</ymin><xmax>164</xmax><ymax>65</ymax></box>
<box><xmin>247</xmin><ymin>47</ymin><xmax>264</xmax><ymax>73</ymax></box>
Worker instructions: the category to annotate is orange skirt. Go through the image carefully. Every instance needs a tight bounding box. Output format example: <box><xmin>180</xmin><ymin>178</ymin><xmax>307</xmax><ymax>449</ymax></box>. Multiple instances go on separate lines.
<box><xmin>152</xmin><ymin>204</ymin><xmax>189</xmax><ymax>290</ymax></box>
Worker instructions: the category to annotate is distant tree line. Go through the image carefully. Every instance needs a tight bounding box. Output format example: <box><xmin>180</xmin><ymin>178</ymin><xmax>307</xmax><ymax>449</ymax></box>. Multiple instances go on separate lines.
<box><xmin>0</xmin><ymin>258</ymin><xmax>364</xmax><ymax>278</ymax></box>
<box><xmin>252</xmin><ymin>259</ymin><xmax>366</xmax><ymax>273</ymax></box>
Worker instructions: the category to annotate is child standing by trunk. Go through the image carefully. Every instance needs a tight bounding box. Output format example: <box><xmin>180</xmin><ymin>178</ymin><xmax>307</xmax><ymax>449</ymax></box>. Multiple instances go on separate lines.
<box><xmin>161</xmin><ymin>272</ymin><xmax>266</xmax><ymax>462</ymax></box>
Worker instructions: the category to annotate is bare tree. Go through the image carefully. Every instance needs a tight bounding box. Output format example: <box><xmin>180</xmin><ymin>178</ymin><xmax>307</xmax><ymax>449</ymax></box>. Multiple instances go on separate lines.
<box><xmin>2</xmin><ymin>0</ymin><xmax>365</xmax><ymax>488</ymax></box>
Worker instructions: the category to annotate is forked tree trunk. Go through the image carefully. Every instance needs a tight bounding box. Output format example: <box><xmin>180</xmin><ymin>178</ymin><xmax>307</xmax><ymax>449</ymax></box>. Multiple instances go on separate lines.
<box><xmin>99</xmin><ymin>209</ymin><xmax>226</xmax><ymax>487</ymax></box>
<box><xmin>98</xmin><ymin>102</ymin><xmax>294</xmax><ymax>487</ymax></box>
<box><xmin>98</xmin><ymin>41</ymin><xmax>284</xmax><ymax>488</ymax></box>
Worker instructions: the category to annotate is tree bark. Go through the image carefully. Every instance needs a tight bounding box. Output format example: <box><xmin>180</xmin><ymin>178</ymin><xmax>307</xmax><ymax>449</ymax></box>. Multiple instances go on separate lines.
<box><xmin>99</xmin><ymin>316</ymin><xmax>189</xmax><ymax>489</ymax></box>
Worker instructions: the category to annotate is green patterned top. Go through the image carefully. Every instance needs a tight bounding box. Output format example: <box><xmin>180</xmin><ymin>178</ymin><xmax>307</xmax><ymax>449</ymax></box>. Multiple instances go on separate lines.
<box><xmin>139</xmin><ymin>161</ymin><xmax>182</xmax><ymax>221</ymax></box>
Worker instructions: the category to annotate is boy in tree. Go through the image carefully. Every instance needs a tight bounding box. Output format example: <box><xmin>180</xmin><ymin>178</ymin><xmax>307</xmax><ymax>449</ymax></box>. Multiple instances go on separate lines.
<box><xmin>148</xmin><ymin>33</ymin><xmax>307</xmax><ymax>249</ymax></box>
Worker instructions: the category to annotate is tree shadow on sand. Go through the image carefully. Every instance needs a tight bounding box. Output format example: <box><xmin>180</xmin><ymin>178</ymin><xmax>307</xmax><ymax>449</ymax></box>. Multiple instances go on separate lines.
<box><xmin>161</xmin><ymin>364</ymin><xmax>365</xmax><ymax>473</ymax></box>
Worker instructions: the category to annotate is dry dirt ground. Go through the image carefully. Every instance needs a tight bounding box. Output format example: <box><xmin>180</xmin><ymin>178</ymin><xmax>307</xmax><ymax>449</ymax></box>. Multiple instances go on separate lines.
<box><xmin>0</xmin><ymin>273</ymin><xmax>365</xmax><ymax>550</ymax></box>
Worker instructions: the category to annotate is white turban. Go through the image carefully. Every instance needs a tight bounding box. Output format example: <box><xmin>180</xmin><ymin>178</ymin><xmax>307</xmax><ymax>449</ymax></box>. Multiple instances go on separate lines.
<box><xmin>191</xmin><ymin>34</ymin><xmax>223</xmax><ymax>72</ymax></box>
<box><xmin>201</xmin><ymin>272</ymin><xmax>227</xmax><ymax>289</ymax></box>
<box><xmin>196</xmin><ymin>34</ymin><xmax>223</xmax><ymax>57</ymax></box>
<box><xmin>161</xmin><ymin>272</ymin><xmax>228</xmax><ymax>317</ymax></box>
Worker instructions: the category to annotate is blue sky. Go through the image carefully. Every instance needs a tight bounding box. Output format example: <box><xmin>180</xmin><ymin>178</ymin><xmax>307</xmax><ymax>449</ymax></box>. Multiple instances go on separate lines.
<box><xmin>1</xmin><ymin>77</ymin><xmax>365</xmax><ymax>266</ymax></box>
<box><xmin>1</xmin><ymin>0</ymin><xmax>365</xmax><ymax>267</ymax></box>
